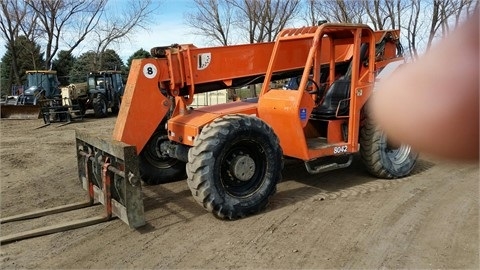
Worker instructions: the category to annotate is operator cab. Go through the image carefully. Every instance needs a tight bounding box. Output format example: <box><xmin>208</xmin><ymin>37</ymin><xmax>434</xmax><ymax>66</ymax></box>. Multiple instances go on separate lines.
<box><xmin>311</xmin><ymin>43</ymin><xmax>369</xmax><ymax>119</ymax></box>
<box><xmin>258</xmin><ymin>24</ymin><xmax>380</xmax><ymax>162</ymax></box>
<box><xmin>18</xmin><ymin>71</ymin><xmax>60</xmax><ymax>105</ymax></box>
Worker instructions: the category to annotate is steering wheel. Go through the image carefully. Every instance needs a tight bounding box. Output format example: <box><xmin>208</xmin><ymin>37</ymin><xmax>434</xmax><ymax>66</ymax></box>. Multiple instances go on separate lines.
<box><xmin>294</xmin><ymin>76</ymin><xmax>321</xmax><ymax>93</ymax></box>
<box><xmin>295</xmin><ymin>76</ymin><xmax>324</xmax><ymax>105</ymax></box>
<box><xmin>306</xmin><ymin>78</ymin><xmax>321</xmax><ymax>95</ymax></box>
<box><xmin>308</xmin><ymin>78</ymin><xmax>326</xmax><ymax>106</ymax></box>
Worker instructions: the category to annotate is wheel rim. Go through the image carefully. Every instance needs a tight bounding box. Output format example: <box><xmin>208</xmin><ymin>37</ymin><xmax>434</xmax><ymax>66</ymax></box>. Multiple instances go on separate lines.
<box><xmin>101</xmin><ymin>100</ymin><xmax>107</xmax><ymax>114</ymax></box>
<box><xmin>143</xmin><ymin>134</ymin><xmax>179</xmax><ymax>169</ymax></box>
<box><xmin>383</xmin><ymin>135</ymin><xmax>412</xmax><ymax>165</ymax></box>
<box><xmin>220</xmin><ymin>139</ymin><xmax>266</xmax><ymax>198</ymax></box>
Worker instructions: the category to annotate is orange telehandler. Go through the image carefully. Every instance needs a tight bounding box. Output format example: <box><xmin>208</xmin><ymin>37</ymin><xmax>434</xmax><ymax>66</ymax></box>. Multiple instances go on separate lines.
<box><xmin>1</xmin><ymin>24</ymin><xmax>418</xmax><ymax>243</ymax></box>
<box><xmin>76</xmin><ymin>22</ymin><xmax>416</xmax><ymax>226</ymax></box>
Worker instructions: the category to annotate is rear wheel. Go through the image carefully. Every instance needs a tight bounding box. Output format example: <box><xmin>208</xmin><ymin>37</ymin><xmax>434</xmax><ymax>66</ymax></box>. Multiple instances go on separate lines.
<box><xmin>187</xmin><ymin>114</ymin><xmax>283</xmax><ymax>220</ymax></box>
<box><xmin>360</xmin><ymin>116</ymin><xmax>418</xmax><ymax>178</ymax></box>
<box><xmin>139</xmin><ymin>131</ymin><xmax>186</xmax><ymax>185</ymax></box>
<box><xmin>111</xmin><ymin>93</ymin><xmax>120</xmax><ymax>114</ymax></box>
<box><xmin>77</xmin><ymin>101</ymin><xmax>86</xmax><ymax>117</ymax></box>
<box><xmin>93</xmin><ymin>95</ymin><xmax>107</xmax><ymax>118</ymax></box>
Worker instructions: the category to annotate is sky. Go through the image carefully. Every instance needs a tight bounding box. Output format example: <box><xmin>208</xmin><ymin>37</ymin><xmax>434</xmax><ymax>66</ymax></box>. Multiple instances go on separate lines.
<box><xmin>0</xmin><ymin>0</ymin><xmax>205</xmax><ymax>64</ymax></box>
<box><xmin>1</xmin><ymin>0</ymin><xmax>442</xmax><ymax>64</ymax></box>
<box><xmin>116</xmin><ymin>0</ymin><xmax>206</xmax><ymax>61</ymax></box>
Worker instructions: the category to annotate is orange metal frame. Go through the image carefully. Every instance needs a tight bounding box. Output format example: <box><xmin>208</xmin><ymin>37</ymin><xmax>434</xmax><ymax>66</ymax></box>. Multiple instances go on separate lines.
<box><xmin>113</xmin><ymin>24</ymin><xmax>402</xmax><ymax>160</ymax></box>
<box><xmin>258</xmin><ymin>25</ymin><xmax>376</xmax><ymax>160</ymax></box>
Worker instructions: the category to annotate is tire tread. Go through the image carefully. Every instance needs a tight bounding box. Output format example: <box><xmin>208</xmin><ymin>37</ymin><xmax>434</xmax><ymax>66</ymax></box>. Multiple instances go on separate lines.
<box><xmin>187</xmin><ymin>114</ymin><xmax>283</xmax><ymax>220</ymax></box>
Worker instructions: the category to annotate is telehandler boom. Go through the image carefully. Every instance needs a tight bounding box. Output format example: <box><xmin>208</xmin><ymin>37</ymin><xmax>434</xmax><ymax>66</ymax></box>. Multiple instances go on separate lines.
<box><xmin>73</xmin><ymin>23</ymin><xmax>417</xmax><ymax>228</ymax></box>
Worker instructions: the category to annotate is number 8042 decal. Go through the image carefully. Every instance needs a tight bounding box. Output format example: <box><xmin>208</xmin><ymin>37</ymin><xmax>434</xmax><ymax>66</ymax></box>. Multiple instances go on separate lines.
<box><xmin>333</xmin><ymin>145</ymin><xmax>348</xmax><ymax>154</ymax></box>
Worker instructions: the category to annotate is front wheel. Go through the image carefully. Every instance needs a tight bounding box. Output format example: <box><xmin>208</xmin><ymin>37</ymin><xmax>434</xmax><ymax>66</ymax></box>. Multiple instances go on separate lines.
<box><xmin>111</xmin><ymin>93</ymin><xmax>120</xmax><ymax>114</ymax></box>
<box><xmin>187</xmin><ymin>114</ymin><xmax>283</xmax><ymax>220</ymax></box>
<box><xmin>360</xmin><ymin>116</ymin><xmax>418</xmax><ymax>178</ymax></box>
<box><xmin>139</xmin><ymin>131</ymin><xmax>187</xmax><ymax>185</ymax></box>
<box><xmin>93</xmin><ymin>95</ymin><xmax>108</xmax><ymax>118</ymax></box>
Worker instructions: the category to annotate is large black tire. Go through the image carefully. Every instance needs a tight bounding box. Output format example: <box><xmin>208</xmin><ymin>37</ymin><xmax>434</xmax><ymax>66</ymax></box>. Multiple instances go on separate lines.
<box><xmin>93</xmin><ymin>94</ymin><xmax>108</xmax><ymax>118</ymax></box>
<box><xmin>111</xmin><ymin>93</ymin><xmax>120</xmax><ymax>114</ymax></box>
<box><xmin>360</xmin><ymin>116</ymin><xmax>418</xmax><ymax>178</ymax></box>
<box><xmin>187</xmin><ymin>114</ymin><xmax>283</xmax><ymax>220</ymax></box>
<box><xmin>111</xmin><ymin>103</ymin><xmax>119</xmax><ymax>114</ymax></box>
<box><xmin>139</xmin><ymin>131</ymin><xmax>187</xmax><ymax>185</ymax></box>
<box><xmin>77</xmin><ymin>101</ymin><xmax>86</xmax><ymax>117</ymax></box>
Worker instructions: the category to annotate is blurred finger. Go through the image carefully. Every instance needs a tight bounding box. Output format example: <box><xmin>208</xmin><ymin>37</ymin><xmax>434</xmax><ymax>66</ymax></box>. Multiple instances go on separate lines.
<box><xmin>371</xmin><ymin>12</ymin><xmax>479</xmax><ymax>161</ymax></box>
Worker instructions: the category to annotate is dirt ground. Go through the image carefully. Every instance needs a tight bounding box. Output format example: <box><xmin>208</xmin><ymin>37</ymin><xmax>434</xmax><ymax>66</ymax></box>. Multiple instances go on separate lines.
<box><xmin>0</xmin><ymin>115</ymin><xmax>478</xmax><ymax>269</ymax></box>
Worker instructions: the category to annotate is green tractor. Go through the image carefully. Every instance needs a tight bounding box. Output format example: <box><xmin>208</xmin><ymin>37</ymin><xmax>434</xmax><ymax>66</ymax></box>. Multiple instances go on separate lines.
<box><xmin>79</xmin><ymin>71</ymin><xmax>125</xmax><ymax>117</ymax></box>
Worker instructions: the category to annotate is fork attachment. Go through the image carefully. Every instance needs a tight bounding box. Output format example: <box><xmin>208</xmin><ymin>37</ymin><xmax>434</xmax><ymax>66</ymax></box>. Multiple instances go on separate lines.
<box><xmin>76</xmin><ymin>130</ymin><xmax>145</xmax><ymax>228</ymax></box>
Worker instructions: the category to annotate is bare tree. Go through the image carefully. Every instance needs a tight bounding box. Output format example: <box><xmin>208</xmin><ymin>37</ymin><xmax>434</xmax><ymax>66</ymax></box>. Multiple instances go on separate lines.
<box><xmin>262</xmin><ymin>0</ymin><xmax>301</xmax><ymax>42</ymax></box>
<box><xmin>364</xmin><ymin>0</ymin><xmax>384</xmax><ymax>30</ymax></box>
<box><xmin>363</xmin><ymin>0</ymin><xmax>407</xmax><ymax>30</ymax></box>
<box><xmin>307</xmin><ymin>0</ymin><xmax>365</xmax><ymax>25</ymax></box>
<box><xmin>452</xmin><ymin>0</ymin><xmax>477</xmax><ymax>27</ymax></box>
<box><xmin>90</xmin><ymin>0</ymin><xmax>157</xmax><ymax>69</ymax></box>
<box><xmin>0</xmin><ymin>0</ymin><xmax>29</xmax><ymax>85</ymax></box>
<box><xmin>404</xmin><ymin>0</ymin><xmax>422</xmax><ymax>58</ymax></box>
<box><xmin>396</xmin><ymin>0</ymin><xmax>478</xmax><ymax>59</ymax></box>
<box><xmin>304</xmin><ymin>0</ymin><xmax>478</xmax><ymax>59</ymax></box>
<box><xmin>26</xmin><ymin>0</ymin><xmax>106</xmax><ymax>69</ymax></box>
<box><xmin>185</xmin><ymin>0</ymin><xmax>233</xmax><ymax>46</ymax></box>
<box><xmin>227</xmin><ymin>0</ymin><xmax>300</xmax><ymax>43</ymax></box>
<box><xmin>384</xmin><ymin>0</ymin><xmax>404</xmax><ymax>29</ymax></box>
<box><xmin>428</xmin><ymin>0</ymin><xmax>447</xmax><ymax>48</ymax></box>
<box><xmin>305</xmin><ymin>0</ymin><xmax>317</xmax><ymax>25</ymax></box>
<box><xmin>426</xmin><ymin>0</ymin><xmax>478</xmax><ymax>49</ymax></box>
<box><xmin>188</xmin><ymin>0</ymin><xmax>300</xmax><ymax>44</ymax></box>
<box><xmin>231</xmin><ymin>0</ymin><xmax>263</xmax><ymax>43</ymax></box>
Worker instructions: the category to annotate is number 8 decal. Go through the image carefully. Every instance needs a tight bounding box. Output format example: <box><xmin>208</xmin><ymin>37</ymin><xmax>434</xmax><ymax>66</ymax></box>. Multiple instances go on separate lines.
<box><xmin>143</xmin><ymin>63</ymin><xmax>157</xmax><ymax>79</ymax></box>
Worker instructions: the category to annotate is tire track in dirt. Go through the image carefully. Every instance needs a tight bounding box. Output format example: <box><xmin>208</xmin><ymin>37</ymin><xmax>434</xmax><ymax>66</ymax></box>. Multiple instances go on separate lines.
<box><xmin>271</xmin><ymin>157</ymin><xmax>434</xmax><ymax>208</ymax></box>
<box><xmin>336</xmin><ymin>163</ymin><xmax>479</xmax><ymax>269</ymax></box>
<box><xmin>1</xmin><ymin>119</ymin><xmax>478</xmax><ymax>269</ymax></box>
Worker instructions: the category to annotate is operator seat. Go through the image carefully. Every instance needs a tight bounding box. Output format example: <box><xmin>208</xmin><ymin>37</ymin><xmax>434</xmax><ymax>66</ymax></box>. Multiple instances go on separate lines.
<box><xmin>311</xmin><ymin>77</ymin><xmax>351</xmax><ymax>118</ymax></box>
<box><xmin>311</xmin><ymin>43</ymin><xmax>369</xmax><ymax>119</ymax></box>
